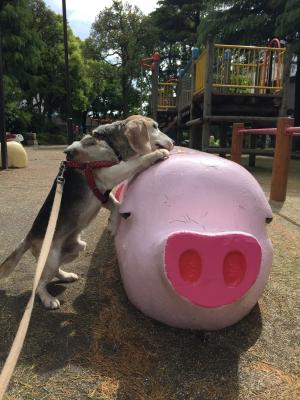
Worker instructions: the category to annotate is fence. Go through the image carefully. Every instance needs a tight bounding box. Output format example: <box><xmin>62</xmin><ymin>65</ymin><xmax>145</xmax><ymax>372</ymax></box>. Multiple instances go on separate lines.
<box><xmin>193</xmin><ymin>44</ymin><xmax>285</xmax><ymax>96</ymax></box>
<box><xmin>231</xmin><ymin>117</ymin><xmax>300</xmax><ymax>202</ymax></box>
<box><xmin>157</xmin><ymin>83</ymin><xmax>177</xmax><ymax>111</ymax></box>
<box><xmin>177</xmin><ymin>62</ymin><xmax>193</xmax><ymax>111</ymax></box>
<box><xmin>194</xmin><ymin>50</ymin><xmax>207</xmax><ymax>95</ymax></box>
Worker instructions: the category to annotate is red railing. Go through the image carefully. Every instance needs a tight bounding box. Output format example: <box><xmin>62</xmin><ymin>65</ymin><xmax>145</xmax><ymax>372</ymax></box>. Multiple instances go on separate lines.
<box><xmin>231</xmin><ymin>118</ymin><xmax>299</xmax><ymax>202</ymax></box>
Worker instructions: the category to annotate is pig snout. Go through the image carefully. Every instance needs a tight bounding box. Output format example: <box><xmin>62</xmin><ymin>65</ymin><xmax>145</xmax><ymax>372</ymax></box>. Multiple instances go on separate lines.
<box><xmin>164</xmin><ymin>231</ymin><xmax>261</xmax><ymax>308</ymax></box>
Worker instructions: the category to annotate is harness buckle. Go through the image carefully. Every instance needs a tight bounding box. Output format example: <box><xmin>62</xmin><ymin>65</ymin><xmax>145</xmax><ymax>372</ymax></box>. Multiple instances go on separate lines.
<box><xmin>57</xmin><ymin>161</ymin><xmax>66</xmax><ymax>185</ymax></box>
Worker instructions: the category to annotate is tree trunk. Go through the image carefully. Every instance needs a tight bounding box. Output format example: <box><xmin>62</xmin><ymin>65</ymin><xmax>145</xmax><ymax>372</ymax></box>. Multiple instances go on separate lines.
<box><xmin>81</xmin><ymin>110</ymin><xmax>87</xmax><ymax>133</ymax></box>
<box><xmin>294</xmin><ymin>57</ymin><xmax>300</xmax><ymax>150</ymax></box>
<box><xmin>122</xmin><ymin>72</ymin><xmax>129</xmax><ymax>118</ymax></box>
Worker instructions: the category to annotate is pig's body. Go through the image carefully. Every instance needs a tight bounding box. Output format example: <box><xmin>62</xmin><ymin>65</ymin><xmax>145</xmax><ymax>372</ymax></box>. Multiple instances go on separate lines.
<box><xmin>115</xmin><ymin>147</ymin><xmax>273</xmax><ymax>330</ymax></box>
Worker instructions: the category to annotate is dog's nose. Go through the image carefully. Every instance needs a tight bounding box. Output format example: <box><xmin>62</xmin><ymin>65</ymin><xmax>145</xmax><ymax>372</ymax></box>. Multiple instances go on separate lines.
<box><xmin>64</xmin><ymin>151</ymin><xmax>74</xmax><ymax>161</ymax></box>
<box><xmin>64</xmin><ymin>149</ymin><xmax>77</xmax><ymax>160</ymax></box>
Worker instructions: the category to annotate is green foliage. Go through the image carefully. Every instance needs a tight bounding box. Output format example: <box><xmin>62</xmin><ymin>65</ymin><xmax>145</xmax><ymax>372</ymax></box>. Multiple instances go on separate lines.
<box><xmin>1</xmin><ymin>0</ymin><xmax>41</xmax><ymax>82</ymax></box>
<box><xmin>275</xmin><ymin>0</ymin><xmax>300</xmax><ymax>54</ymax></box>
<box><xmin>149</xmin><ymin>0</ymin><xmax>203</xmax><ymax>79</ymax></box>
<box><xmin>90</xmin><ymin>0</ymin><xmax>152</xmax><ymax>116</ymax></box>
<box><xmin>36</xmin><ymin>132</ymin><xmax>68</xmax><ymax>145</ymax></box>
<box><xmin>1</xmin><ymin>0</ymin><xmax>92</xmax><ymax>139</ymax></box>
<box><xmin>197</xmin><ymin>0</ymin><xmax>300</xmax><ymax>53</ymax></box>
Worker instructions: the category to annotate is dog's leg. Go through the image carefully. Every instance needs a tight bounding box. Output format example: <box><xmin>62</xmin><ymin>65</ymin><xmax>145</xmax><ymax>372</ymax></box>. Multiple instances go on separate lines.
<box><xmin>56</xmin><ymin>268</ymin><xmax>79</xmax><ymax>283</ymax></box>
<box><xmin>55</xmin><ymin>234</ymin><xmax>86</xmax><ymax>281</ymax></box>
<box><xmin>95</xmin><ymin>148</ymin><xmax>169</xmax><ymax>192</ymax></box>
<box><xmin>36</xmin><ymin>248</ymin><xmax>62</xmax><ymax>309</ymax></box>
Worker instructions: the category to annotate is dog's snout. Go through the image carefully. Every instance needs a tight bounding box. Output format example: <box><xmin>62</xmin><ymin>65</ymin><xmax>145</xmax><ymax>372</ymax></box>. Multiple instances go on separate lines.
<box><xmin>65</xmin><ymin>151</ymin><xmax>74</xmax><ymax>161</ymax></box>
<box><xmin>64</xmin><ymin>141</ymin><xmax>82</xmax><ymax>160</ymax></box>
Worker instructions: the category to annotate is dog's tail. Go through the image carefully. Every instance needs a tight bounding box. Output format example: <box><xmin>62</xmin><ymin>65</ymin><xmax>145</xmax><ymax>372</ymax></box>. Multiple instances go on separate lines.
<box><xmin>0</xmin><ymin>237</ymin><xmax>31</xmax><ymax>278</ymax></box>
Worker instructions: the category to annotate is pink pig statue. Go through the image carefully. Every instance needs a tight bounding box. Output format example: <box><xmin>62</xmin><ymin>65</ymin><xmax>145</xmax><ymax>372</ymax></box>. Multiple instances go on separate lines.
<box><xmin>115</xmin><ymin>147</ymin><xmax>273</xmax><ymax>330</ymax></box>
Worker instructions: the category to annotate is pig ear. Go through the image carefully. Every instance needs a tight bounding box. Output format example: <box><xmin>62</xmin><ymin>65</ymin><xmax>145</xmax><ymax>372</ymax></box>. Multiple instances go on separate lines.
<box><xmin>124</xmin><ymin>120</ymin><xmax>152</xmax><ymax>155</ymax></box>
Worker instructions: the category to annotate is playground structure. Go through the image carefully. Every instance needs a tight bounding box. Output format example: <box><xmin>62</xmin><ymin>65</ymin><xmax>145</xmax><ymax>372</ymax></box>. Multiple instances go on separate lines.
<box><xmin>153</xmin><ymin>38</ymin><xmax>295</xmax><ymax>163</ymax></box>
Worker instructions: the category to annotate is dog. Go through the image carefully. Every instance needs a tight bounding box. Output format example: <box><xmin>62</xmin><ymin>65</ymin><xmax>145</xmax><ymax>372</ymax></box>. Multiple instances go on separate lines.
<box><xmin>0</xmin><ymin>115</ymin><xmax>174</xmax><ymax>309</ymax></box>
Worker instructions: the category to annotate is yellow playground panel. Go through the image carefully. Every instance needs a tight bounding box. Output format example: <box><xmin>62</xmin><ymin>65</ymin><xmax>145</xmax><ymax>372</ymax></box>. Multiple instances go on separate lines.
<box><xmin>194</xmin><ymin>43</ymin><xmax>285</xmax><ymax>96</ymax></box>
<box><xmin>157</xmin><ymin>82</ymin><xmax>177</xmax><ymax>111</ymax></box>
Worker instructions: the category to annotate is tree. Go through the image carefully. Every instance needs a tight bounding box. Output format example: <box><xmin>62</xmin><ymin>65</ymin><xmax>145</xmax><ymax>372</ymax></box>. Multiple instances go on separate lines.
<box><xmin>1</xmin><ymin>0</ymin><xmax>92</xmax><ymax>133</ymax></box>
<box><xmin>28</xmin><ymin>0</ymin><xmax>90</xmax><ymax>124</ymax></box>
<box><xmin>197</xmin><ymin>1</ymin><xmax>290</xmax><ymax>47</ymax></box>
<box><xmin>149</xmin><ymin>0</ymin><xmax>203</xmax><ymax>79</ymax></box>
<box><xmin>90</xmin><ymin>0</ymin><xmax>151</xmax><ymax>117</ymax></box>
<box><xmin>275</xmin><ymin>0</ymin><xmax>300</xmax><ymax>53</ymax></box>
<box><xmin>275</xmin><ymin>0</ymin><xmax>300</xmax><ymax>129</ymax></box>
<box><xmin>0</xmin><ymin>0</ymin><xmax>41</xmax><ymax>131</ymax></box>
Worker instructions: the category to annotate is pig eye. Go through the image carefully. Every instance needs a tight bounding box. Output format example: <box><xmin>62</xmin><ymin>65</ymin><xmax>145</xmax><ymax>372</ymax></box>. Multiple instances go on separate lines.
<box><xmin>265</xmin><ymin>217</ymin><xmax>273</xmax><ymax>224</ymax></box>
<box><xmin>121</xmin><ymin>212</ymin><xmax>131</xmax><ymax>219</ymax></box>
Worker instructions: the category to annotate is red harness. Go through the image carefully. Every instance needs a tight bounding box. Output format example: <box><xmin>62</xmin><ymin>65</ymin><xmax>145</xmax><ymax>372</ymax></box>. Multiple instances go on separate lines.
<box><xmin>63</xmin><ymin>160</ymin><xmax>117</xmax><ymax>203</ymax></box>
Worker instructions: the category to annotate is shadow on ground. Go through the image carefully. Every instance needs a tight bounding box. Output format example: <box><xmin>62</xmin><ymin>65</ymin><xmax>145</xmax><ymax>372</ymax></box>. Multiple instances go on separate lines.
<box><xmin>0</xmin><ymin>229</ymin><xmax>262</xmax><ymax>400</ymax></box>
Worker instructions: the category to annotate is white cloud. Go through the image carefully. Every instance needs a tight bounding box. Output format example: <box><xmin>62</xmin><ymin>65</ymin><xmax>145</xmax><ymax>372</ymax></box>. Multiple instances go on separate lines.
<box><xmin>44</xmin><ymin>0</ymin><xmax>158</xmax><ymax>38</ymax></box>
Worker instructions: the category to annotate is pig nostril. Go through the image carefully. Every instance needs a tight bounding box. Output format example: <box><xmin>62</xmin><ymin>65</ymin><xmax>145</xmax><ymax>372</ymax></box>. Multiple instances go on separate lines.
<box><xmin>179</xmin><ymin>249</ymin><xmax>202</xmax><ymax>284</ymax></box>
<box><xmin>223</xmin><ymin>251</ymin><xmax>246</xmax><ymax>287</ymax></box>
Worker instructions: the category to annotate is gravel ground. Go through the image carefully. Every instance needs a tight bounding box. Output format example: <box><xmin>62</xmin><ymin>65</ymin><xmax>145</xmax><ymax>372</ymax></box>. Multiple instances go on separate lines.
<box><xmin>0</xmin><ymin>146</ymin><xmax>299</xmax><ymax>400</ymax></box>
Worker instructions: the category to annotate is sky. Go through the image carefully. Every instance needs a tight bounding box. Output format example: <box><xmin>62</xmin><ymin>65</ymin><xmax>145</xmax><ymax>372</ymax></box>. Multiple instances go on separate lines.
<box><xmin>44</xmin><ymin>0</ymin><xmax>158</xmax><ymax>40</ymax></box>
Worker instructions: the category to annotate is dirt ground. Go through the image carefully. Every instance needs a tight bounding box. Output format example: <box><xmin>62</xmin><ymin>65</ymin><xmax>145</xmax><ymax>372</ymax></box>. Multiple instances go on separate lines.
<box><xmin>0</xmin><ymin>146</ymin><xmax>299</xmax><ymax>400</ymax></box>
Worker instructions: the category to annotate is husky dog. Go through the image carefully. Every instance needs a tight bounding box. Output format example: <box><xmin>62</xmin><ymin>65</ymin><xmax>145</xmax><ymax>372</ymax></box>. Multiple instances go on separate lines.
<box><xmin>0</xmin><ymin>115</ymin><xmax>174</xmax><ymax>309</ymax></box>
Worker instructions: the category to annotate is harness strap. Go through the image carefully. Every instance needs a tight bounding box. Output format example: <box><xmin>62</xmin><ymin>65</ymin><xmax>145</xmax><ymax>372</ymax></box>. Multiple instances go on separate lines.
<box><xmin>64</xmin><ymin>160</ymin><xmax>116</xmax><ymax>169</ymax></box>
<box><xmin>84</xmin><ymin>168</ymin><xmax>111</xmax><ymax>203</ymax></box>
<box><xmin>64</xmin><ymin>160</ymin><xmax>117</xmax><ymax>204</ymax></box>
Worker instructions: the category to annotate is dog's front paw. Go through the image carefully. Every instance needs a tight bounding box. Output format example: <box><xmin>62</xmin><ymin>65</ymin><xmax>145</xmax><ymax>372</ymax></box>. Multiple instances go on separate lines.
<box><xmin>153</xmin><ymin>148</ymin><xmax>169</xmax><ymax>162</ymax></box>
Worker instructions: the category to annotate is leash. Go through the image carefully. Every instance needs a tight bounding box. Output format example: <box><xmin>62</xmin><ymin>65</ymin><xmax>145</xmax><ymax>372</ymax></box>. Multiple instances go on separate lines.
<box><xmin>0</xmin><ymin>162</ymin><xmax>66</xmax><ymax>398</ymax></box>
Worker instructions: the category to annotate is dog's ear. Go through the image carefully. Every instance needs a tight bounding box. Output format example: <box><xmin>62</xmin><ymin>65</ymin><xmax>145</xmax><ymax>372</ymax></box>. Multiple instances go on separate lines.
<box><xmin>124</xmin><ymin>120</ymin><xmax>151</xmax><ymax>155</ymax></box>
<box><xmin>92</xmin><ymin>122</ymin><xmax>123</xmax><ymax>140</ymax></box>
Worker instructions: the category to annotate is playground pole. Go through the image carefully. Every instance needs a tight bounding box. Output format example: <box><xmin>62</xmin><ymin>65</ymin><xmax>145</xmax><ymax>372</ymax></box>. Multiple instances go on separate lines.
<box><xmin>62</xmin><ymin>0</ymin><xmax>73</xmax><ymax>144</ymax></box>
<box><xmin>151</xmin><ymin>53</ymin><xmax>160</xmax><ymax>121</ymax></box>
<box><xmin>270</xmin><ymin>117</ymin><xmax>294</xmax><ymax>202</ymax></box>
<box><xmin>140</xmin><ymin>64</ymin><xmax>143</xmax><ymax>114</ymax></box>
<box><xmin>231</xmin><ymin>123</ymin><xmax>245</xmax><ymax>164</ymax></box>
<box><xmin>0</xmin><ymin>26</ymin><xmax>7</xmax><ymax>170</ymax></box>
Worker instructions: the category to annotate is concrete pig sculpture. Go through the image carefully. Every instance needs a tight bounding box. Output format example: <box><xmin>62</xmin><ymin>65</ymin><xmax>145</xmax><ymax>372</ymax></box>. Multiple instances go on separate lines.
<box><xmin>115</xmin><ymin>147</ymin><xmax>273</xmax><ymax>330</ymax></box>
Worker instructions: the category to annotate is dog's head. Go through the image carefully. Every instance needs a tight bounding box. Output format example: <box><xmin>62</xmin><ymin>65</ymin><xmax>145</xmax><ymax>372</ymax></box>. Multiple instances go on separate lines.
<box><xmin>65</xmin><ymin>116</ymin><xmax>174</xmax><ymax>162</ymax></box>
<box><xmin>92</xmin><ymin>116</ymin><xmax>174</xmax><ymax>159</ymax></box>
<box><xmin>64</xmin><ymin>135</ymin><xmax>117</xmax><ymax>162</ymax></box>
<box><xmin>92</xmin><ymin>118</ymin><xmax>153</xmax><ymax>158</ymax></box>
<box><xmin>124</xmin><ymin>115</ymin><xmax>174</xmax><ymax>152</ymax></box>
